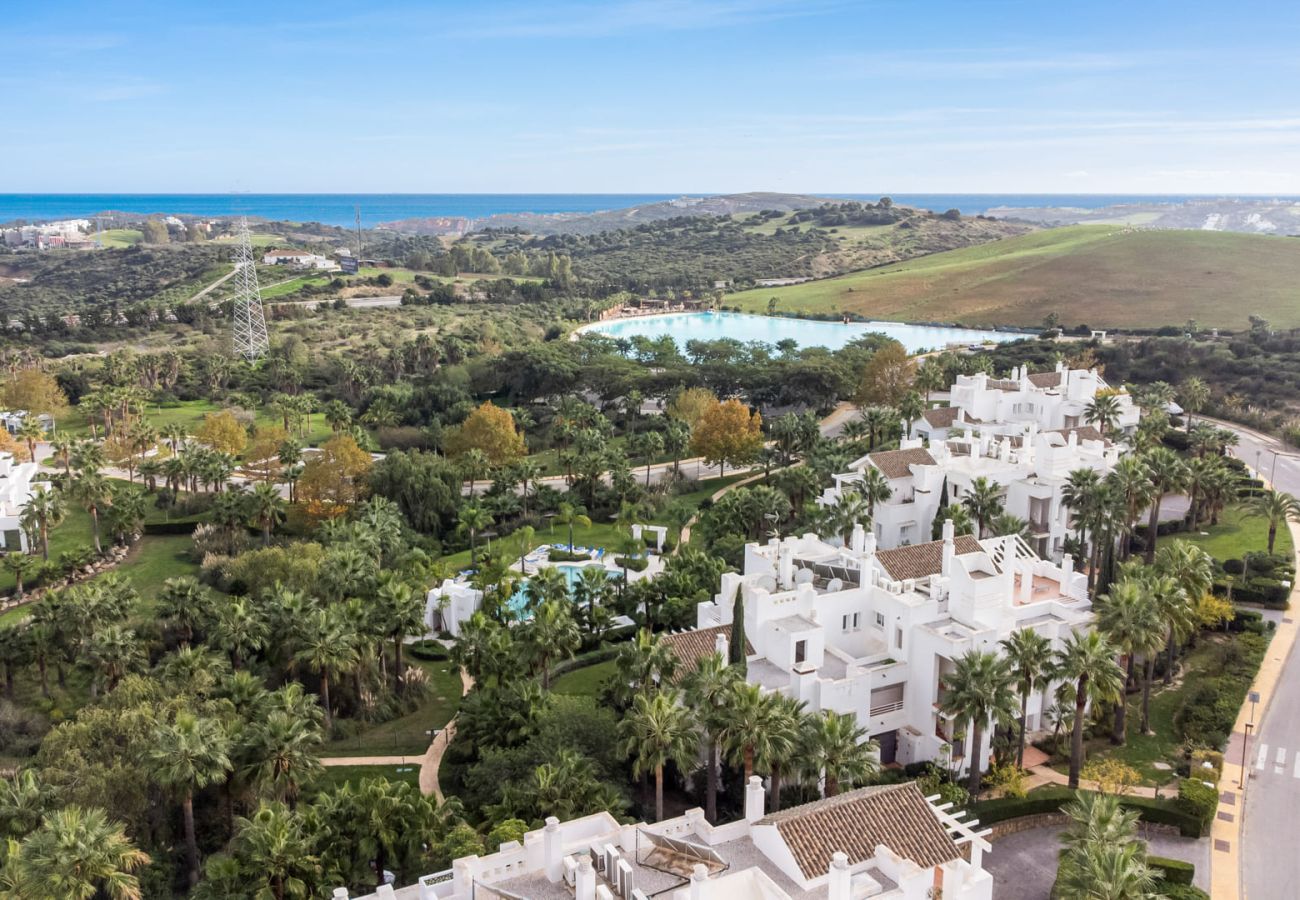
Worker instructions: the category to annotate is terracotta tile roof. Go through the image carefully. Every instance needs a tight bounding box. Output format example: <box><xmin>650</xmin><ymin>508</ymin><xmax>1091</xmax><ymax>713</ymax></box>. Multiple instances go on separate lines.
<box><xmin>1028</xmin><ymin>371</ymin><xmax>1063</xmax><ymax>389</ymax></box>
<box><xmin>921</xmin><ymin>407</ymin><xmax>959</xmax><ymax>429</ymax></box>
<box><xmin>662</xmin><ymin>625</ymin><xmax>753</xmax><ymax>683</ymax></box>
<box><xmin>876</xmin><ymin>535</ymin><xmax>981</xmax><ymax>581</ymax></box>
<box><xmin>1046</xmin><ymin>425</ymin><xmax>1109</xmax><ymax>446</ymax></box>
<box><xmin>757</xmin><ymin>782</ymin><xmax>960</xmax><ymax>879</ymax></box>
<box><xmin>868</xmin><ymin>448</ymin><xmax>937</xmax><ymax>479</ymax></box>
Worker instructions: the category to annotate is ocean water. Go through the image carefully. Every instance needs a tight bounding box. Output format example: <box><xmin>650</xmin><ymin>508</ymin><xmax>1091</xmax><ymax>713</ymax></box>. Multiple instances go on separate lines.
<box><xmin>583</xmin><ymin>311</ymin><xmax>1025</xmax><ymax>354</ymax></box>
<box><xmin>3</xmin><ymin>193</ymin><xmax>1294</xmax><ymax>229</ymax></box>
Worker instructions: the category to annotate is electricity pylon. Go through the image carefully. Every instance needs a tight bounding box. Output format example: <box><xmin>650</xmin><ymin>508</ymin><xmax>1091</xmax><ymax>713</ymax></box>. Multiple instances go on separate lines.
<box><xmin>231</xmin><ymin>217</ymin><xmax>269</xmax><ymax>360</ymax></box>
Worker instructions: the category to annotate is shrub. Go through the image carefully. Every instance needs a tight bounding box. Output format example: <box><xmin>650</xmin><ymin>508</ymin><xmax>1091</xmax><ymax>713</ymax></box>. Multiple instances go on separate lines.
<box><xmin>614</xmin><ymin>556</ymin><xmax>649</xmax><ymax>572</ymax></box>
<box><xmin>1148</xmin><ymin>856</ymin><xmax>1195</xmax><ymax>886</ymax></box>
<box><xmin>1158</xmin><ymin>885</ymin><xmax>1209</xmax><ymax>900</ymax></box>
<box><xmin>408</xmin><ymin>640</ymin><xmax>449</xmax><ymax>661</ymax></box>
<box><xmin>1223</xmin><ymin>558</ymin><xmax>1245</xmax><ymax>576</ymax></box>
<box><xmin>1190</xmin><ymin>749</ymin><xmax>1223</xmax><ymax>781</ymax></box>
<box><xmin>548</xmin><ymin>549</ymin><xmax>591</xmax><ymax>562</ymax></box>
<box><xmin>1177</xmin><ymin>778</ymin><xmax>1218</xmax><ymax>833</ymax></box>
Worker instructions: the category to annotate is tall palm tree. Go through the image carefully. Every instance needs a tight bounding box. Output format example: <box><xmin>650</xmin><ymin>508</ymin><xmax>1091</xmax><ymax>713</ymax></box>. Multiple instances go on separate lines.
<box><xmin>1179</xmin><ymin>376</ymin><xmax>1209</xmax><ymax>433</ymax></box>
<box><xmin>85</xmin><ymin>624</ymin><xmax>142</xmax><ymax>697</ymax></box>
<box><xmin>720</xmin><ymin>682</ymin><xmax>785</xmax><ymax>784</ymax></box>
<box><xmin>520</xmin><ymin>599</ymin><xmax>581</xmax><ymax>689</ymax></box>
<box><xmin>963</xmin><ymin>477</ymin><xmax>1005</xmax><ymax>538</ymax></box>
<box><xmin>457</xmin><ymin>503</ymin><xmax>494</xmax><ymax>567</ymax></box>
<box><xmin>760</xmin><ymin>694</ymin><xmax>808</xmax><ymax>810</ymax></box>
<box><xmin>1253</xmin><ymin>489</ymin><xmax>1300</xmax><ymax>556</ymax></box>
<box><xmin>572</xmin><ymin>563</ymin><xmax>613</xmax><ymax>624</ymax></box>
<box><xmin>1055</xmin><ymin>631</ymin><xmax>1125</xmax><ymax>788</ymax></box>
<box><xmin>294</xmin><ymin>608</ymin><xmax>358</xmax><ymax>730</ymax></box>
<box><xmin>1153</xmin><ymin>543</ymin><xmax>1206</xmax><ymax>685</ymax></box>
<box><xmin>15</xmin><ymin>417</ymin><xmax>44</xmax><ymax>462</ymax></box>
<box><xmin>1141</xmin><ymin>448</ymin><xmax>1188</xmax><ymax>563</ymax></box>
<box><xmin>859</xmin><ymin>466</ymin><xmax>893</xmax><ymax>517</ymax></box>
<box><xmin>682</xmin><ymin>652</ymin><xmax>742</xmax><ymax>822</ymax></box>
<box><xmin>614</xmin><ymin>628</ymin><xmax>680</xmax><ymax>702</ymax></box>
<box><xmin>150</xmin><ymin>712</ymin><xmax>233</xmax><ymax>887</ymax></box>
<box><xmin>230</xmin><ymin>802</ymin><xmax>320</xmax><ymax>900</ymax></box>
<box><xmin>1</xmin><ymin>805</ymin><xmax>150</xmax><ymax>900</ymax></box>
<box><xmin>553</xmin><ymin>502</ymin><xmax>591</xmax><ymax>552</ymax></box>
<box><xmin>803</xmin><ymin>709</ymin><xmax>879</xmax><ymax>798</ymax></box>
<box><xmin>241</xmin><ymin>709</ymin><xmax>324</xmax><ymax>809</ymax></box>
<box><xmin>1000</xmin><ymin>629</ymin><xmax>1054</xmax><ymax>768</ymax></box>
<box><xmin>1056</xmin><ymin>793</ymin><xmax>1156</xmax><ymax>900</ymax></box>
<box><xmin>862</xmin><ymin>406</ymin><xmax>894</xmax><ymax>450</ymax></box>
<box><xmin>214</xmin><ymin>595</ymin><xmax>270</xmax><ymax>670</ymax></box>
<box><xmin>460</xmin><ymin>447</ymin><xmax>491</xmax><ymax>495</ymax></box>
<box><xmin>939</xmin><ymin>650</ymin><xmax>1018</xmax><ymax>795</ymax></box>
<box><xmin>3</xmin><ymin>553</ymin><xmax>37</xmax><ymax>599</ymax></box>
<box><xmin>1107</xmin><ymin>456</ymin><xmax>1154</xmax><ymax>561</ymax></box>
<box><xmin>1085</xmin><ymin>393</ymin><xmax>1123</xmax><ymax>436</ymax></box>
<box><xmin>621</xmin><ymin>690</ymin><xmax>697</xmax><ymax>822</ymax></box>
<box><xmin>70</xmin><ymin>470</ymin><xmax>113</xmax><ymax>554</ymax></box>
<box><xmin>49</xmin><ymin>434</ymin><xmax>75</xmax><ymax>477</ymax></box>
<box><xmin>831</xmin><ymin>490</ymin><xmax>871</xmax><ymax>545</ymax></box>
<box><xmin>1094</xmin><ymin>579</ymin><xmax>1164</xmax><ymax>744</ymax></box>
<box><xmin>249</xmin><ymin>482</ymin><xmax>287</xmax><ymax>547</ymax></box>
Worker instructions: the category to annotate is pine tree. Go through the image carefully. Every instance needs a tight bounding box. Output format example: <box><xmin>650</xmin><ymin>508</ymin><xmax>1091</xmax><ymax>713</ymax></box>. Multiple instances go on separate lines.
<box><xmin>730</xmin><ymin>591</ymin><xmax>746</xmax><ymax>675</ymax></box>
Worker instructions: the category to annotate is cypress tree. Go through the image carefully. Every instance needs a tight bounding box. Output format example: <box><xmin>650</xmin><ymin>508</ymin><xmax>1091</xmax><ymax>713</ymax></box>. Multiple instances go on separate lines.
<box><xmin>730</xmin><ymin>591</ymin><xmax>747</xmax><ymax>675</ymax></box>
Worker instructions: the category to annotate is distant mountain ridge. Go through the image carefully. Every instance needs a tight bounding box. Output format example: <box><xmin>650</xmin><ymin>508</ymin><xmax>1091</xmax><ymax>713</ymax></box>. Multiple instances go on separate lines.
<box><xmin>378</xmin><ymin>192</ymin><xmax>857</xmax><ymax>236</ymax></box>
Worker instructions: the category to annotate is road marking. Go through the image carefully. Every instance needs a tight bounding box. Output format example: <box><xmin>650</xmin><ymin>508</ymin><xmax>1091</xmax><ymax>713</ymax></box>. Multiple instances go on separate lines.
<box><xmin>1257</xmin><ymin>743</ymin><xmax>1269</xmax><ymax>770</ymax></box>
<box><xmin>1277</xmin><ymin>746</ymin><xmax>1287</xmax><ymax>774</ymax></box>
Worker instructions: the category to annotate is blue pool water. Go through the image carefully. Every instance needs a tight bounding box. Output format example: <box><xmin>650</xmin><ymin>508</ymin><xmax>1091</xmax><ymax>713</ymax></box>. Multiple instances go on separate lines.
<box><xmin>507</xmin><ymin>563</ymin><xmax>621</xmax><ymax>618</ymax></box>
<box><xmin>582</xmin><ymin>311</ymin><xmax>1026</xmax><ymax>354</ymax></box>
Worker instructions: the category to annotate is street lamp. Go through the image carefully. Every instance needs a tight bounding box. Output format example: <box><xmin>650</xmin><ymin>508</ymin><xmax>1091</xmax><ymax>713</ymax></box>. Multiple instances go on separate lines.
<box><xmin>1241</xmin><ymin>690</ymin><xmax>1260</xmax><ymax>790</ymax></box>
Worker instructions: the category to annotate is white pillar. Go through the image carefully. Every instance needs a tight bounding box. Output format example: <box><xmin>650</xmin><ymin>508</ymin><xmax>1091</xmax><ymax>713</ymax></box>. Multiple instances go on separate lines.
<box><xmin>690</xmin><ymin>863</ymin><xmax>710</xmax><ymax>900</ymax></box>
<box><xmin>745</xmin><ymin>775</ymin><xmax>766</xmax><ymax>822</ymax></box>
<box><xmin>851</xmin><ymin>521</ymin><xmax>866</xmax><ymax>554</ymax></box>
<box><xmin>778</xmin><ymin>543</ymin><xmax>794</xmax><ymax>588</ymax></box>
<box><xmin>544</xmin><ymin>816</ymin><xmax>563</xmax><ymax>882</ymax></box>
<box><xmin>714</xmin><ymin>631</ymin><xmax>729</xmax><ymax>665</ymax></box>
<box><xmin>576</xmin><ymin>855</ymin><xmax>597</xmax><ymax>900</ymax></box>
<box><xmin>828</xmin><ymin>851</ymin><xmax>851</xmax><ymax>900</ymax></box>
<box><xmin>941</xmin><ymin>520</ymin><xmax>955</xmax><ymax>577</ymax></box>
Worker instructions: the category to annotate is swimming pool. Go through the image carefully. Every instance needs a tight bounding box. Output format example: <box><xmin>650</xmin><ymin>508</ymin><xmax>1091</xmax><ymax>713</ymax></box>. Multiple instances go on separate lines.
<box><xmin>507</xmin><ymin>563</ymin><xmax>622</xmax><ymax>618</ymax></box>
<box><xmin>580</xmin><ymin>311</ymin><xmax>1025</xmax><ymax>354</ymax></box>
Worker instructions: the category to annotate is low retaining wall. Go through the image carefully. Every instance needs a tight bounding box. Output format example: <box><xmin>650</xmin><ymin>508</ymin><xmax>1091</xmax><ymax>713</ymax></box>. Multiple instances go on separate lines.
<box><xmin>987</xmin><ymin>811</ymin><xmax>1181</xmax><ymax>841</ymax></box>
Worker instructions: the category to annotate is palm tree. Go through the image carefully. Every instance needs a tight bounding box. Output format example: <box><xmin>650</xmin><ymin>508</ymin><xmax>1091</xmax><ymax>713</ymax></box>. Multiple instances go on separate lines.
<box><xmin>230</xmin><ymin>802</ymin><xmax>320</xmax><ymax>900</ymax></box>
<box><xmin>1142</xmin><ymin>448</ymin><xmax>1188</xmax><ymax>563</ymax></box>
<box><xmin>916</xmin><ymin>358</ymin><xmax>947</xmax><ymax>404</ymax></box>
<box><xmin>1085</xmin><ymin>393</ymin><xmax>1123</xmax><ymax>436</ymax></box>
<box><xmin>294</xmin><ymin>608</ymin><xmax>358</xmax><ymax>730</ymax></box>
<box><xmin>720</xmin><ymin>682</ymin><xmax>783</xmax><ymax>783</ymax></box>
<box><xmin>939</xmin><ymin>650</ymin><xmax>1017</xmax><ymax>795</ymax></box>
<box><xmin>70</xmin><ymin>470</ymin><xmax>113</xmax><ymax>554</ymax></box>
<box><xmin>898</xmin><ymin>391</ymin><xmax>924</xmax><ymax>437</ymax></box>
<box><xmin>859</xmin><ymin>466</ymin><xmax>893</xmax><ymax>517</ymax></box>
<box><xmin>241</xmin><ymin>709</ymin><xmax>324</xmax><ymax>809</ymax></box>
<box><xmin>49</xmin><ymin>434</ymin><xmax>75</xmax><ymax>476</ymax></box>
<box><xmin>15</xmin><ymin>417</ymin><xmax>44</xmax><ymax>462</ymax></box>
<box><xmin>1095</xmin><ymin>579</ymin><xmax>1164</xmax><ymax>744</ymax></box>
<box><xmin>1253</xmin><ymin>489</ymin><xmax>1300</xmax><ymax>556</ymax></box>
<box><xmin>553</xmin><ymin>501</ymin><xmax>591</xmax><ymax>552</ymax></box>
<box><xmin>1</xmin><ymin>805</ymin><xmax>150</xmax><ymax>900</ymax></box>
<box><xmin>803</xmin><ymin>709</ymin><xmax>879</xmax><ymax>798</ymax></box>
<box><xmin>1056</xmin><ymin>793</ymin><xmax>1157</xmax><ymax>900</ymax></box>
<box><xmin>862</xmin><ymin>406</ymin><xmax>894</xmax><ymax>450</ymax></box>
<box><xmin>1108</xmin><ymin>455</ymin><xmax>1154</xmax><ymax>561</ymax></box>
<box><xmin>249</xmin><ymin>482</ymin><xmax>287</xmax><ymax>547</ymax></box>
<box><xmin>631</xmin><ymin>431</ymin><xmax>664</xmax><ymax>486</ymax></box>
<box><xmin>460</xmin><ymin>447</ymin><xmax>491</xmax><ymax>495</ymax></box>
<box><xmin>520</xmin><ymin>598</ymin><xmax>581</xmax><ymax>689</ymax></box>
<box><xmin>1055</xmin><ymin>631</ymin><xmax>1125</xmax><ymax>788</ymax></box>
<box><xmin>831</xmin><ymin>490</ymin><xmax>871</xmax><ymax>545</ymax></box>
<box><xmin>1000</xmin><ymin>629</ymin><xmax>1054</xmax><ymax>768</ymax></box>
<box><xmin>457</xmin><ymin>503</ymin><xmax>493</xmax><ymax>567</ymax></box>
<box><xmin>1179</xmin><ymin>376</ymin><xmax>1209</xmax><ymax>433</ymax></box>
<box><xmin>3</xmin><ymin>553</ymin><xmax>37</xmax><ymax>599</ymax></box>
<box><xmin>664</xmin><ymin>420</ymin><xmax>691</xmax><ymax>478</ymax></box>
<box><xmin>963</xmin><ymin>477</ymin><xmax>1004</xmax><ymax>538</ymax></box>
<box><xmin>614</xmin><ymin>628</ymin><xmax>680</xmax><ymax>702</ymax></box>
<box><xmin>621</xmin><ymin>690</ymin><xmax>697</xmax><ymax>821</ymax></box>
<box><xmin>572</xmin><ymin>563</ymin><xmax>613</xmax><ymax>624</ymax></box>
<box><xmin>516</xmin><ymin>457</ymin><xmax>542</xmax><ymax>516</ymax></box>
<box><xmin>86</xmin><ymin>624</ymin><xmax>142</xmax><ymax>697</ymax></box>
<box><xmin>682</xmin><ymin>653</ymin><xmax>741</xmax><ymax>822</ymax></box>
<box><xmin>214</xmin><ymin>595</ymin><xmax>270</xmax><ymax>670</ymax></box>
<box><xmin>150</xmin><ymin>712</ymin><xmax>233</xmax><ymax>887</ymax></box>
<box><xmin>759</xmin><ymin>693</ymin><xmax>807</xmax><ymax>810</ymax></box>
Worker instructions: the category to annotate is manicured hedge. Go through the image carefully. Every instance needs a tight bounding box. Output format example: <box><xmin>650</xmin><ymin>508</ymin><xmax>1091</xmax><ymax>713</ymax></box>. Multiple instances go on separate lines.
<box><xmin>968</xmin><ymin>788</ymin><xmax>1207</xmax><ymax>837</ymax></box>
<box><xmin>615</xmin><ymin>556</ymin><xmax>649</xmax><ymax>572</ymax></box>
<box><xmin>143</xmin><ymin>520</ymin><xmax>202</xmax><ymax>535</ymax></box>
<box><xmin>550</xmin><ymin>645</ymin><xmax>621</xmax><ymax>679</ymax></box>
<box><xmin>407</xmin><ymin>640</ymin><xmax>449</xmax><ymax>661</ymax></box>
<box><xmin>1148</xmin><ymin>856</ymin><xmax>1195</xmax><ymax>886</ymax></box>
<box><xmin>548</xmin><ymin>549</ymin><xmax>591</xmax><ymax>562</ymax></box>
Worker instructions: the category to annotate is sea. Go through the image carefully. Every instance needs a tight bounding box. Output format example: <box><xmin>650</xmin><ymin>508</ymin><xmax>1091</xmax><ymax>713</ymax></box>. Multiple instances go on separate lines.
<box><xmin>0</xmin><ymin>193</ymin><xmax>1293</xmax><ymax>229</ymax></box>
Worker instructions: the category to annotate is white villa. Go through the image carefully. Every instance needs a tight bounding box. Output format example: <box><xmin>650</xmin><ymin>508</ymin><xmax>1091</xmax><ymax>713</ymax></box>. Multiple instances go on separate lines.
<box><xmin>0</xmin><ymin>452</ymin><xmax>49</xmax><ymax>553</ymax></box>
<box><xmin>262</xmin><ymin>248</ymin><xmax>338</xmax><ymax>270</ymax></box>
<box><xmin>823</xmin><ymin>362</ymin><xmax>1138</xmax><ymax>561</ymax></box>
<box><xmin>677</xmin><ymin>522</ymin><xmax>1091</xmax><ymax>778</ymax></box>
<box><xmin>346</xmin><ymin>777</ymin><xmax>992</xmax><ymax>900</ymax></box>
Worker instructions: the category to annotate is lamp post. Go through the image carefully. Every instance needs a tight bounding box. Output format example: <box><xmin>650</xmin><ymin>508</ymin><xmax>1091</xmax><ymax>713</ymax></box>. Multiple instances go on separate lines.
<box><xmin>1241</xmin><ymin>690</ymin><xmax>1260</xmax><ymax>790</ymax></box>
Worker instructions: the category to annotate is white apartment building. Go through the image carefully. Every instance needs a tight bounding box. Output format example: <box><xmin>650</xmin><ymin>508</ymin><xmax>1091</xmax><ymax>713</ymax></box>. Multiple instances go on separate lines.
<box><xmin>262</xmin><ymin>248</ymin><xmax>339</xmax><ymax>270</ymax></box>
<box><xmin>345</xmin><ymin>777</ymin><xmax>992</xmax><ymax>900</ymax></box>
<box><xmin>0</xmin><ymin>452</ymin><xmax>50</xmax><ymax>553</ymax></box>
<box><xmin>683</xmin><ymin>523</ymin><xmax>1091</xmax><ymax>778</ymax></box>
<box><xmin>913</xmin><ymin>362</ymin><xmax>1139</xmax><ymax>444</ymax></box>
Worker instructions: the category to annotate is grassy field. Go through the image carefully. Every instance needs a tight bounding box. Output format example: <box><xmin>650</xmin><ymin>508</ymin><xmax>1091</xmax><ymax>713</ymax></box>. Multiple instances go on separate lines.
<box><xmin>550</xmin><ymin>659</ymin><xmax>617</xmax><ymax>697</ymax></box>
<box><xmin>95</xmin><ymin>228</ymin><xmax>143</xmax><ymax>248</ymax></box>
<box><xmin>313</xmin><ymin>764</ymin><xmax>422</xmax><ymax>793</ymax></box>
<box><xmin>727</xmin><ymin>226</ymin><xmax>1300</xmax><ymax>330</ymax></box>
<box><xmin>324</xmin><ymin>659</ymin><xmax>463</xmax><ymax>757</ymax></box>
<box><xmin>1178</xmin><ymin>504</ymin><xmax>1293</xmax><ymax>562</ymax></box>
<box><xmin>59</xmin><ymin>398</ymin><xmax>335</xmax><ymax>447</ymax></box>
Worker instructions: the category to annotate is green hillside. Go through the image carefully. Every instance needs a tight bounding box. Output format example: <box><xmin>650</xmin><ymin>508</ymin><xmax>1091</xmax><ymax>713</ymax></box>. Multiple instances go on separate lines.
<box><xmin>728</xmin><ymin>225</ymin><xmax>1300</xmax><ymax>330</ymax></box>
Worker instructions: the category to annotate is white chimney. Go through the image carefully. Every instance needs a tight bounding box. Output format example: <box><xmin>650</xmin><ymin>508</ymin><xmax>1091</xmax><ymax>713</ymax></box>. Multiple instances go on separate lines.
<box><xmin>1061</xmin><ymin>554</ymin><xmax>1074</xmax><ymax>578</ymax></box>
<box><xmin>576</xmin><ymin>855</ymin><xmax>596</xmax><ymax>900</ymax></box>
<box><xmin>544</xmin><ymin>817</ymin><xmax>563</xmax><ymax>881</ymax></box>
<box><xmin>690</xmin><ymin>864</ymin><xmax>710</xmax><ymax>900</ymax></box>
<box><xmin>828</xmin><ymin>851</ymin><xmax>852</xmax><ymax>900</ymax></box>
<box><xmin>714</xmin><ymin>632</ymin><xmax>729</xmax><ymax>664</ymax></box>
<box><xmin>941</xmin><ymin>520</ymin><xmax>955</xmax><ymax>577</ymax></box>
<box><xmin>851</xmin><ymin>521</ymin><xmax>866</xmax><ymax>554</ymax></box>
<box><xmin>332</xmin><ymin>890</ymin><xmax>350</xmax><ymax>900</ymax></box>
<box><xmin>863</xmin><ymin>532</ymin><xmax>877</xmax><ymax>557</ymax></box>
<box><xmin>745</xmin><ymin>775</ymin><xmax>766</xmax><ymax>822</ymax></box>
<box><xmin>778</xmin><ymin>542</ymin><xmax>794</xmax><ymax>589</ymax></box>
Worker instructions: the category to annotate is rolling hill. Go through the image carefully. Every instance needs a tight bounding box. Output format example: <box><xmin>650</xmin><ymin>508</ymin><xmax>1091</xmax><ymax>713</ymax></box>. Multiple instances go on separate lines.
<box><xmin>726</xmin><ymin>225</ymin><xmax>1300</xmax><ymax>330</ymax></box>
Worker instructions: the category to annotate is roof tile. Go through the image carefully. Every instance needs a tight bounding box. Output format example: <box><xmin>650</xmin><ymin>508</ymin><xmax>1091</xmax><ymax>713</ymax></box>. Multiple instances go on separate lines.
<box><xmin>876</xmin><ymin>535</ymin><xmax>981</xmax><ymax>581</ymax></box>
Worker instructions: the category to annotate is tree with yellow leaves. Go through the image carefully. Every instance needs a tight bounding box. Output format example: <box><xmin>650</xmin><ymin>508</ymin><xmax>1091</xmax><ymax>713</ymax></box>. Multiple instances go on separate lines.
<box><xmin>0</xmin><ymin>428</ymin><xmax>30</xmax><ymax>462</ymax></box>
<box><xmin>690</xmin><ymin>398</ymin><xmax>763</xmax><ymax>477</ymax></box>
<box><xmin>298</xmin><ymin>433</ymin><xmax>372</xmax><ymax>521</ymax></box>
<box><xmin>855</xmin><ymin>341</ymin><xmax>915</xmax><ymax>408</ymax></box>
<box><xmin>194</xmin><ymin>410</ymin><xmax>248</xmax><ymax>456</ymax></box>
<box><xmin>667</xmin><ymin>387</ymin><xmax>718</xmax><ymax>431</ymax></box>
<box><xmin>244</xmin><ymin>425</ymin><xmax>290</xmax><ymax>482</ymax></box>
<box><xmin>443</xmin><ymin>401</ymin><xmax>526</xmax><ymax>466</ymax></box>
<box><xmin>2</xmin><ymin>368</ymin><xmax>69</xmax><ymax>419</ymax></box>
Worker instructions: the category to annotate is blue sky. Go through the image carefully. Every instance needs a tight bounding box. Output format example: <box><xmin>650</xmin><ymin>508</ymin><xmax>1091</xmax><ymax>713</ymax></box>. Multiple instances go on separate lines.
<box><xmin>3</xmin><ymin>0</ymin><xmax>1299</xmax><ymax>193</ymax></box>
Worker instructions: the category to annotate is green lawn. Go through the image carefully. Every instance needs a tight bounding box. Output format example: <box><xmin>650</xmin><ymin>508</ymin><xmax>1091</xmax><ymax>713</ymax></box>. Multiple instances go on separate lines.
<box><xmin>550</xmin><ymin>659</ymin><xmax>617</xmax><ymax>697</ymax></box>
<box><xmin>313</xmin><ymin>764</ymin><xmax>422</xmax><ymax>793</ymax></box>
<box><xmin>95</xmin><ymin>228</ymin><xmax>143</xmax><ymax>248</ymax></box>
<box><xmin>1178</xmin><ymin>504</ymin><xmax>1293</xmax><ymax>562</ymax></box>
<box><xmin>324</xmin><ymin>659</ymin><xmax>463</xmax><ymax>758</ymax></box>
<box><xmin>59</xmin><ymin>399</ymin><xmax>335</xmax><ymax>447</ymax></box>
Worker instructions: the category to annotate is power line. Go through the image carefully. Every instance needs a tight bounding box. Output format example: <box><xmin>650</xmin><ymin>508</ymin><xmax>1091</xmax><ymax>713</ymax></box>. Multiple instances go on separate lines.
<box><xmin>231</xmin><ymin>217</ymin><xmax>269</xmax><ymax>360</ymax></box>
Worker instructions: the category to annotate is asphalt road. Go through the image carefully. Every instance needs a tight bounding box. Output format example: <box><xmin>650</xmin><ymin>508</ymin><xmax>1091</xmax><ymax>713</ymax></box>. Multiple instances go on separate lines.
<box><xmin>1215</xmin><ymin>419</ymin><xmax>1300</xmax><ymax>900</ymax></box>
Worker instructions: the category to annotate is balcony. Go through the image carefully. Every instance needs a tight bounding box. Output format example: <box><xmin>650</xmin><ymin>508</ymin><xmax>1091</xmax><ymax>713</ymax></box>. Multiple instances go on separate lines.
<box><xmin>869</xmin><ymin>698</ymin><xmax>905</xmax><ymax>717</ymax></box>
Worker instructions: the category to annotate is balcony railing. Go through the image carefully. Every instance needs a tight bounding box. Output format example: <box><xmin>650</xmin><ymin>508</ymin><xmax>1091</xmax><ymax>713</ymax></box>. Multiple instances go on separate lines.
<box><xmin>870</xmin><ymin>699</ymin><xmax>905</xmax><ymax>716</ymax></box>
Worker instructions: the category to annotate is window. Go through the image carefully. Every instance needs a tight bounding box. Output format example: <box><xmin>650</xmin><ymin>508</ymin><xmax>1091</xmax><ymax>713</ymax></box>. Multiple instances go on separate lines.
<box><xmin>795</xmin><ymin>640</ymin><xmax>806</xmax><ymax>665</ymax></box>
<box><xmin>853</xmin><ymin>612</ymin><xmax>861</xmax><ymax>629</ymax></box>
<box><xmin>842</xmin><ymin>614</ymin><xmax>850</xmax><ymax>631</ymax></box>
<box><xmin>899</xmin><ymin>523</ymin><xmax>916</xmax><ymax>545</ymax></box>
<box><xmin>875</xmin><ymin>612</ymin><xmax>885</xmax><ymax>628</ymax></box>
<box><xmin>895</xmin><ymin>626</ymin><xmax>903</xmax><ymax>650</ymax></box>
